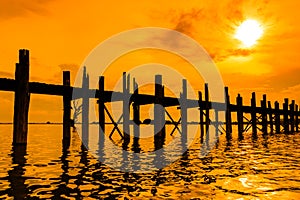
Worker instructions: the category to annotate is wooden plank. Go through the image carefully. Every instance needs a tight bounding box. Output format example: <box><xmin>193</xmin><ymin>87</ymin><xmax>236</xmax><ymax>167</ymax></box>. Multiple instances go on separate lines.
<box><xmin>13</xmin><ymin>49</ymin><xmax>30</xmax><ymax>144</ymax></box>
<box><xmin>274</xmin><ymin>101</ymin><xmax>280</xmax><ymax>133</ymax></box>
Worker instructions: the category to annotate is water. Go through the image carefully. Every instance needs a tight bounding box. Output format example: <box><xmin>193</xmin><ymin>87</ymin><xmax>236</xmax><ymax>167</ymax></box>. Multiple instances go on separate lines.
<box><xmin>0</xmin><ymin>125</ymin><xmax>300</xmax><ymax>199</ymax></box>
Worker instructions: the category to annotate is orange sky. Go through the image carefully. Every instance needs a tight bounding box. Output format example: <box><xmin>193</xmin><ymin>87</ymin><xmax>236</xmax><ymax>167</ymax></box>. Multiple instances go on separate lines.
<box><xmin>0</xmin><ymin>0</ymin><xmax>300</xmax><ymax>122</ymax></box>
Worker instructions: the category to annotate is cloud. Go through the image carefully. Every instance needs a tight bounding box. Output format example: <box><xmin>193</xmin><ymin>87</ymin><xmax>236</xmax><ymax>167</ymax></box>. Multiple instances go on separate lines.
<box><xmin>0</xmin><ymin>0</ymin><xmax>55</xmax><ymax>20</ymax></box>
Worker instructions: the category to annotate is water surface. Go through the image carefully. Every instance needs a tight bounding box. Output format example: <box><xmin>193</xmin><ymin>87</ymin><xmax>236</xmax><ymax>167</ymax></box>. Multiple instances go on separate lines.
<box><xmin>0</xmin><ymin>125</ymin><xmax>299</xmax><ymax>199</ymax></box>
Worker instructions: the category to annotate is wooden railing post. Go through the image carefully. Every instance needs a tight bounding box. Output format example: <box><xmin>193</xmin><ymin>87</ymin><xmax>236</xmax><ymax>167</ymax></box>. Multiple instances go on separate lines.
<box><xmin>251</xmin><ymin>92</ymin><xmax>257</xmax><ymax>135</ymax></box>
<box><xmin>123</xmin><ymin>72</ymin><xmax>130</xmax><ymax>140</ymax></box>
<box><xmin>198</xmin><ymin>91</ymin><xmax>204</xmax><ymax>142</ymax></box>
<box><xmin>261</xmin><ymin>94</ymin><xmax>267</xmax><ymax>135</ymax></box>
<box><xmin>98</xmin><ymin>76</ymin><xmax>105</xmax><ymax>134</ymax></box>
<box><xmin>296</xmin><ymin>105</ymin><xmax>299</xmax><ymax>132</ymax></box>
<box><xmin>154</xmin><ymin>75</ymin><xmax>165</xmax><ymax>140</ymax></box>
<box><xmin>274</xmin><ymin>101</ymin><xmax>280</xmax><ymax>133</ymax></box>
<box><xmin>268</xmin><ymin>101</ymin><xmax>273</xmax><ymax>134</ymax></box>
<box><xmin>13</xmin><ymin>49</ymin><xmax>30</xmax><ymax>144</ymax></box>
<box><xmin>283</xmin><ymin>98</ymin><xmax>289</xmax><ymax>133</ymax></box>
<box><xmin>181</xmin><ymin>79</ymin><xmax>188</xmax><ymax>137</ymax></box>
<box><xmin>205</xmin><ymin>83</ymin><xmax>210</xmax><ymax>135</ymax></box>
<box><xmin>290</xmin><ymin>100</ymin><xmax>295</xmax><ymax>133</ymax></box>
<box><xmin>236</xmin><ymin>94</ymin><xmax>243</xmax><ymax>139</ymax></box>
<box><xmin>225</xmin><ymin>87</ymin><xmax>232</xmax><ymax>140</ymax></box>
<box><xmin>82</xmin><ymin>67</ymin><xmax>89</xmax><ymax>144</ymax></box>
<box><xmin>133</xmin><ymin>78</ymin><xmax>140</xmax><ymax>138</ymax></box>
<box><xmin>63</xmin><ymin>71</ymin><xmax>71</xmax><ymax>141</ymax></box>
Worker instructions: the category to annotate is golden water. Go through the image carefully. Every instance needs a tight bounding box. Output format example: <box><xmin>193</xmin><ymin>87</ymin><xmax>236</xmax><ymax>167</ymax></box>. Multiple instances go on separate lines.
<box><xmin>0</xmin><ymin>125</ymin><xmax>299</xmax><ymax>199</ymax></box>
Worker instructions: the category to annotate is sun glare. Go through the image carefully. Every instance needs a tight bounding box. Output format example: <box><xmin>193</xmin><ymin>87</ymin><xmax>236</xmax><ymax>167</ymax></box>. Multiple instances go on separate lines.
<box><xmin>235</xmin><ymin>19</ymin><xmax>263</xmax><ymax>47</ymax></box>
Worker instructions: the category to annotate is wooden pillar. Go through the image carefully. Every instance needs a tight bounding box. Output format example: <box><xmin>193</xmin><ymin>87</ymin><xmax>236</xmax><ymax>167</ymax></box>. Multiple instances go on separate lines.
<box><xmin>63</xmin><ymin>71</ymin><xmax>71</xmax><ymax>141</ymax></box>
<box><xmin>13</xmin><ymin>49</ymin><xmax>30</xmax><ymax>144</ymax></box>
<box><xmin>296</xmin><ymin>105</ymin><xmax>299</xmax><ymax>132</ymax></box>
<box><xmin>236</xmin><ymin>94</ymin><xmax>243</xmax><ymax>139</ymax></box>
<box><xmin>181</xmin><ymin>79</ymin><xmax>188</xmax><ymax>137</ymax></box>
<box><xmin>261</xmin><ymin>94</ymin><xmax>267</xmax><ymax>135</ymax></box>
<box><xmin>283</xmin><ymin>98</ymin><xmax>289</xmax><ymax>133</ymax></box>
<box><xmin>133</xmin><ymin>78</ymin><xmax>140</xmax><ymax>138</ymax></box>
<box><xmin>198</xmin><ymin>91</ymin><xmax>204</xmax><ymax>142</ymax></box>
<box><xmin>154</xmin><ymin>75</ymin><xmax>165</xmax><ymax>139</ymax></box>
<box><xmin>251</xmin><ymin>92</ymin><xmax>257</xmax><ymax>135</ymax></box>
<box><xmin>214</xmin><ymin>109</ymin><xmax>219</xmax><ymax>137</ymax></box>
<box><xmin>290</xmin><ymin>100</ymin><xmax>295</xmax><ymax>133</ymax></box>
<box><xmin>82</xmin><ymin>67</ymin><xmax>89</xmax><ymax>142</ymax></box>
<box><xmin>274</xmin><ymin>101</ymin><xmax>280</xmax><ymax>133</ymax></box>
<box><xmin>204</xmin><ymin>83</ymin><xmax>210</xmax><ymax>135</ymax></box>
<box><xmin>224</xmin><ymin>87</ymin><xmax>232</xmax><ymax>140</ymax></box>
<box><xmin>268</xmin><ymin>101</ymin><xmax>274</xmax><ymax>134</ymax></box>
<box><xmin>123</xmin><ymin>72</ymin><xmax>130</xmax><ymax>140</ymax></box>
<box><xmin>98</xmin><ymin>76</ymin><xmax>105</xmax><ymax>134</ymax></box>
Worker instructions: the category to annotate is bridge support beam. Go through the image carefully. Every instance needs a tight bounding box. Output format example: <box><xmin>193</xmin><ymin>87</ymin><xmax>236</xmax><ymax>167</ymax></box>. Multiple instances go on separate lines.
<box><xmin>154</xmin><ymin>75</ymin><xmax>165</xmax><ymax>145</ymax></box>
<box><xmin>236</xmin><ymin>94</ymin><xmax>243</xmax><ymax>139</ymax></box>
<box><xmin>251</xmin><ymin>92</ymin><xmax>257</xmax><ymax>136</ymax></box>
<box><xmin>63</xmin><ymin>71</ymin><xmax>71</xmax><ymax>141</ymax></box>
<box><xmin>225</xmin><ymin>87</ymin><xmax>232</xmax><ymax>140</ymax></box>
<box><xmin>261</xmin><ymin>94</ymin><xmax>267</xmax><ymax>135</ymax></box>
<box><xmin>283</xmin><ymin>98</ymin><xmax>289</xmax><ymax>133</ymax></box>
<box><xmin>13</xmin><ymin>49</ymin><xmax>30</xmax><ymax>144</ymax></box>
<box><xmin>274</xmin><ymin>101</ymin><xmax>280</xmax><ymax>133</ymax></box>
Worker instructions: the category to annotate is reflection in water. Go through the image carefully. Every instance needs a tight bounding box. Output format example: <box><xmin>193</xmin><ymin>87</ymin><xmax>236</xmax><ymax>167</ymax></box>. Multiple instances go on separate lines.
<box><xmin>7</xmin><ymin>145</ymin><xmax>28</xmax><ymax>200</ymax></box>
<box><xmin>0</xmin><ymin>125</ymin><xmax>299</xmax><ymax>199</ymax></box>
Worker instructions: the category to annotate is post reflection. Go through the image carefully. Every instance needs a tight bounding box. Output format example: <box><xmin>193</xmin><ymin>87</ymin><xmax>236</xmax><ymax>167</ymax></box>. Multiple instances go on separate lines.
<box><xmin>7</xmin><ymin>145</ymin><xmax>28</xmax><ymax>200</ymax></box>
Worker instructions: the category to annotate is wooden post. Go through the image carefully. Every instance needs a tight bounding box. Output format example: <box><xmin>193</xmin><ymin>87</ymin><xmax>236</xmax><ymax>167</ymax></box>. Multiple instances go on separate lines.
<box><xmin>205</xmin><ymin>83</ymin><xmax>210</xmax><ymax>135</ymax></box>
<box><xmin>154</xmin><ymin>75</ymin><xmax>165</xmax><ymax>140</ymax></box>
<box><xmin>13</xmin><ymin>49</ymin><xmax>30</xmax><ymax>144</ymax></box>
<box><xmin>63</xmin><ymin>71</ymin><xmax>71</xmax><ymax>141</ymax></box>
<box><xmin>268</xmin><ymin>101</ymin><xmax>273</xmax><ymax>134</ymax></box>
<box><xmin>236</xmin><ymin>94</ymin><xmax>243</xmax><ymax>139</ymax></box>
<box><xmin>296</xmin><ymin>105</ymin><xmax>299</xmax><ymax>132</ymax></box>
<box><xmin>261</xmin><ymin>94</ymin><xmax>267</xmax><ymax>135</ymax></box>
<box><xmin>198</xmin><ymin>91</ymin><xmax>204</xmax><ymax>142</ymax></box>
<box><xmin>82</xmin><ymin>67</ymin><xmax>89</xmax><ymax>143</ymax></box>
<box><xmin>214</xmin><ymin>109</ymin><xmax>219</xmax><ymax>137</ymax></box>
<box><xmin>251</xmin><ymin>92</ymin><xmax>257</xmax><ymax>135</ymax></box>
<box><xmin>290</xmin><ymin>100</ymin><xmax>295</xmax><ymax>133</ymax></box>
<box><xmin>283</xmin><ymin>98</ymin><xmax>289</xmax><ymax>133</ymax></box>
<box><xmin>225</xmin><ymin>87</ymin><xmax>232</xmax><ymax>140</ymax></box>
<box><xmin>274</xmin><ymin>101</ymin><xmax>280</xmax><ymax>133</ymax></box>
<box><xmin>123</xmin><ymin>72</ymin><xmax>130</xmax><ymax>140</ymax></box>
<box><xmin>133</xmin><ymin>78</ymin><xmax>140</xmax><ymax>138</ymax></box>
<box><xmin>181</xmin><ymin>79</ymin><xmax>187</xmax><ymax>143</ymax></box>
<box><xmin>98</xmin><ymin>76</ymin><xmax>105</xmax><ymax>133</ymax></box>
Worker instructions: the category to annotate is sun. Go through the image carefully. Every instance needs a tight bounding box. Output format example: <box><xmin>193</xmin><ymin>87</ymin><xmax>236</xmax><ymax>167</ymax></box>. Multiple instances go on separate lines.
<box><xmin>235</xmin><ymin>19</ymin><xmax>263</xmax><ymax>47</ymax></box>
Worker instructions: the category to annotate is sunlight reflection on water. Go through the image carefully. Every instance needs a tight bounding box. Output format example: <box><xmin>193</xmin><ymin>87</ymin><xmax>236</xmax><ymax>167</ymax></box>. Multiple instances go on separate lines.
<box><xmin>0</xmin><ymin>125</ymin><xmax>299</xmax><ymax>199</ymax></box>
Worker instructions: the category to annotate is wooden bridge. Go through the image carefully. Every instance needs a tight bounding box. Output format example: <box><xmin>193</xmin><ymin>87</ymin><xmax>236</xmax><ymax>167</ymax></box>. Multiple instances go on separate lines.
<box><xmin>1</xmin><ymin>49</ymin><xmax>299</xmax><ymax>145</ymax></box>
